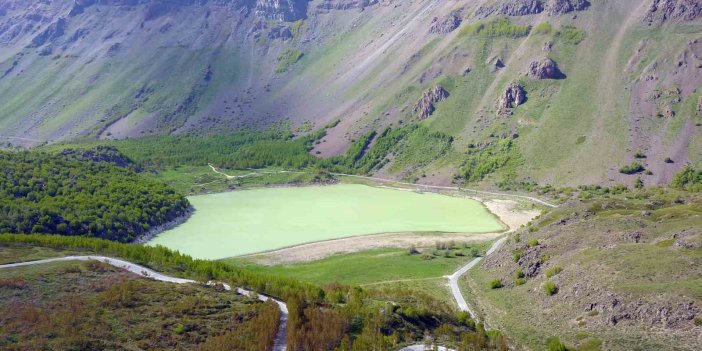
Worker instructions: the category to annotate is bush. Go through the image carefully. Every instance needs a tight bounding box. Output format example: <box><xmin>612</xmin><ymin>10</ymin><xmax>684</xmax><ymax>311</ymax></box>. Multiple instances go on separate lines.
<box><xmin>513</xmin><ymin>249</ymin><xmax>523</xmax><ymax>262</ymax></box>
<box><xmin>634</xmin><ymin>150</ymin><xmax>646</xmax><ymax>159</ymax></box>
<box><xmin>558</xmin><ymin>25</ymin><xmax>586</xmax><ymax>45</ymax></box>
<box><xmin>543</xmin><ymin>280</ymin><xmax>558</xmax><ymax>295</ymax></box>
<box><xmin>276</xmin><ymin>49</ymin><xmax>304</xmax><ymax>73</ymax></box>
<box><xmin>408</xmin><ymin>245</ymin><xmax>419</xmax><ymax>255</ymax></box>
<box><xmin>664</xmin><ymin>157</ymin><xmax>674</xmax><ymax>163</ymax></box>
<box><xmin>527</xmin><ymin>239</ymin><xmax>539</xmax><ymax>247</ymax></box>
<box><xmin>546</xmin><ymin>337</ymin><xmax>567</xmax><ymax>351</ymax></box>
<box><xmin>421</xmin><ymin>253</ymin><xmax>435</xmax><ymax>260</ymax></box>
<box><xmin>545</xmin><ymin>266</ymin><xmax>562</xmax><ymax>278</ymax></box>
<box><xmin>174</xmin><ymin>324</ymin><xmax>187</xmax><ymax>335</ymax></box>
<box><xmin>635</xmin><ymin>177</ymin><xmax>644</xmax><ymax>189</ymax></box>
<box><xmin>515</xmin><ymin>278</ymin><xmax>526</xmax><ymax>286</ymax></box>
<box><xmin>671</xmin><ymin>165</ymin><xmax>702</xmax><ymax>192</ymax></box>
<box><xmin>488</xmin><ymin>279</ymin><xmax>503</xmax><ymax>289</ymax></box>
<box><xmin>515</xmin><ymin>269</ymin><xmax>525</xmax><ymax>279</ymax></box>
<box><xmin>694</xmin><ymin>316</ymin><xmax>702</xmax><ymax>326</ymax></box>
<box><xmin>533</xmin><ymin>22</ymin><xmax>554</xmax><ymax>35</ymax></box>
<box><xmin>619</xmin><ymin>162</ymin><xmax>645</xmax><ymax>174</ymax></box>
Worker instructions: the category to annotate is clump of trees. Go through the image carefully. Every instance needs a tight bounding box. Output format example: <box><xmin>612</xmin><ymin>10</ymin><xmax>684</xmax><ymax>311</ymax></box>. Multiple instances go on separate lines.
<box><xmin>672</xmin><ymin>165</ymin><xmax>702</xmax><ymax>192</ymax></box>
<box><xmin>0</xmin><ymin>150</ymin><xmax>190</xmax><ymax>242</ymax></box>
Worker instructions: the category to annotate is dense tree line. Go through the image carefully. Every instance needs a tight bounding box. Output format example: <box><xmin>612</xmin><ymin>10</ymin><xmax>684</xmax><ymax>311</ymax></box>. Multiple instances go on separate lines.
<box><xmin>0</xmin><ymin>149</ymin><xmax>190</xmax><ymax>242</ymax></box>
<box><xmin>0</xmin><ymin>234</ymin><xmax>507</xmax><ymax>350</ymax></box>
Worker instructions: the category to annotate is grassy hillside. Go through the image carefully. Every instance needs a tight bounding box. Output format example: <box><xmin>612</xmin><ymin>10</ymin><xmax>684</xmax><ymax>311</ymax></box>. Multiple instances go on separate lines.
<box><xmin>464</xmin><ymin>189</ymin><xmax>702</xmax><ymax>350</ymax></box>
<box><xmin>1</xmin><ymin>0</ymin><xmax>700</xmax><ymax>188</ymax></box>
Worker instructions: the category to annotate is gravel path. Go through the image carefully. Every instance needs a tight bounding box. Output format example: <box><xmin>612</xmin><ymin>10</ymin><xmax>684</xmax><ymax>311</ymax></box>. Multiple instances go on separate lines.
<box><xmin>447</xmin><ymin>237</ymin><xmax>507</xmax><ymax>321</ymax></box>
<box><xmin>0</xmin><ymin>256</ymin><xmax>288</xmax><ymax>351</ymax></box>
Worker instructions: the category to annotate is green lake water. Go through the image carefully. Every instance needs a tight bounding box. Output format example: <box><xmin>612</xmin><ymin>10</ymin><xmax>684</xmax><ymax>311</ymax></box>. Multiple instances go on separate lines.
<box><xmin>148</xmin><ymin>184</ymin><xmax>504</xmax><ymax>259</ymax></box>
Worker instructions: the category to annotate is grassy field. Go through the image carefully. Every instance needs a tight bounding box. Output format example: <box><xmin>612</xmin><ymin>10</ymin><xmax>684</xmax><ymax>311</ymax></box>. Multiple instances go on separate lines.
<box><xmin>148</xmin><ymin>184</ymin><xmax>504</xmax><ymax>259</ymax></box>
<box><xmin>227</xmin><ymin>243</ymin><xmax>490</xmax><ymax>286</ymax></box>
<box><xmin>228</xmin><ymin>242</ymin><xmax>491</xmax><ymax>304</ymax></box>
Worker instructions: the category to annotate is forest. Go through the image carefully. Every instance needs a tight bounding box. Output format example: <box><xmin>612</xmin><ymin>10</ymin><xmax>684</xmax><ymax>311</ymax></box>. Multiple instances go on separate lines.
<box><xmin>0</xmin><ymin>149</ymin><xmax>190</xmax><ymax>242</ymax></box>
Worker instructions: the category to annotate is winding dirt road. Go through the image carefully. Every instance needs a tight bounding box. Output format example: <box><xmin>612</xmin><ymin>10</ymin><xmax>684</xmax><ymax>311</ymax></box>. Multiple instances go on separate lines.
<box><xmin>0</xmin><ymin>256</ymin><xmax>288</xmax><ymax>351</ymax></box>
<box><xmin>446</xmin><ymin>237</ymin><xmax>507</xmax><ymax>323</ymax></box>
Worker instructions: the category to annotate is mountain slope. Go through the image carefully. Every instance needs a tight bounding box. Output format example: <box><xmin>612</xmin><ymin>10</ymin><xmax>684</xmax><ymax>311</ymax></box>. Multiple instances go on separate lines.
<box><xmin>1</xmin><ymin>0</ymin><xmax>701</xmax><ymax>187</ymax></box>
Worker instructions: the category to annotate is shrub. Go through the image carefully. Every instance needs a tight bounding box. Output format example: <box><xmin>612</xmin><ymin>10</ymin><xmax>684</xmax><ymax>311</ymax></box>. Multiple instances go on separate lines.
<box><xmin>545</xmin><ymin>266</ymin><xmax>562</xmax><ymax>278</ymax></box>
<box><xmin>635</xmin><ymin>177</ymin><xmax>644</xmax><ymax>189</ymax></box>
<box><xmin>533</xmin><ymin>22</ymin><xmax>554</xmax><ymax>35</ymax></box>
<box><xmin>408</xmin><ymin>245</ymin><xmax>419</xmax><ymax>255</ymax></box>
<box><xmin>421</xmin><ymin>253</ymin><xmax>435</xmax><ymax>260</ymax></box>
<box><xmin>515</xmin><ymin>278</ymin><xmax>526</xmax><ymax>286</ymax></box>
<box><xmin>513</xmin><ymin>233</ymin><xmax>521</xmax><ymax>243</ymax></box>
<box><xmin>488</xmin><ymin>279</ymin><xmax>503</xmax><ymax>289</ymax></box>
<box><xmin>470</xmin><ymin>247</ymin><xmax>481</xmax><ymax>257</ymax></box>
<box><xmin>558</xmin><ymin>25</ymin><xmax>586</xmax><ymax>45</ymax></box>
<box><xmin>634</xmin><ymin>150</ymin><xmax>646</xmax><ymax>159</ymax></box>
<box><xmin>671</xmin><ymin>165</ymin><xmax>702</xmax><ymax>192</ymax></box>
<box><xmin>527</xmin><ymin>239</ymin><xmax>539</xmax><ymax>247</ymax></box>
<box><xmin>515</xmin><ymin>269</ymin><xmax>525</xmax><ymax>279</ymax></box>
<box><xmin>513</xmin><ymin>249</ymin><xmax>523</xmax><ymax>262</ymax></box>
<box><xmin>546</xmin><ymin>337</ymin><xmax>567</xmax><ymax>351</ymax></box>
<box><xmin>619</xmin><ymin>162</ymin><xmax>645</xmax><ymax>174</ymax></box>
<box><xmin>543</xmin><ymin>280</ymin><xmax>558</xmax><ymax>295</ymax></box>
<box><xmin>664</xmin><ymin>157</ymin><xmax>674</xmax><ymax>163</ymax></box>
<box><xmin>694</xmin><ymin>316</ymin><xmax>702</xmax><ymax>326</ymax></box>
<box><xmin>174</xmin><ymin>323</ymin><xmax>187</xmax><ymax>335</ymax></box>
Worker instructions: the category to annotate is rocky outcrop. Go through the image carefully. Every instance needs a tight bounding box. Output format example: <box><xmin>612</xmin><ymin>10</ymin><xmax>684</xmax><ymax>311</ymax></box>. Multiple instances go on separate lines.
<box><xmin>475</xmin><ymin>0</ymin><xmax>589</xmax><ymax>18</ymax></box>
<box><xmin>255</xmin><ymin>0</ymin><xmax>309</xmax><ymax>21</ymax></box>
<box><xmin>317</xmin><ymin>0</ymin><xmax>378</xmax><ymax>12</ymax></box>
<box><xmin>526</xmin><ymin>58</ymin><xmax>565</xmax><ymax>79</ymax></box>
<box><xmin>497</xmin><ymin>82</ymin><xmax>527</xmax><ymax>113</ymax></box>
<box><xmin>27</xmin><ymin>18</ymin><xmax>66</xmax><ymax>48</ymax></box>
<box><xmin>414</xmin><ymin>85</ymin><xmax>449</xmax><ymax>120</ymax></box>
<box><xmin>645</xmin><ymin>0</ymin><xmax>702</xmax><ymax>23</ymax></box>
<box><xmin>430</xmin><ymin>10</ymin><xmax>463</xmax><ymax>34</ymax></box>
<box><xmin>546</xmin><ymin>0</ymin><xmax>590</xmax><ymax>15</ymax></box>
<box><xmin>268</xmin><ymin>25</ymin><xmax>293</xmax><ymax>40</ymax></box>
<box><xmin>60</xmin><ymin>146</ymin><xmax>133</xmax><ymax>168</ymax></box>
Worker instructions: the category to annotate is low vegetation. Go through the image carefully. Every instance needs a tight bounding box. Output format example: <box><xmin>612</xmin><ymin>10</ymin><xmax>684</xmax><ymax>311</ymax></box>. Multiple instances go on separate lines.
<box><xmin>618</xmin><ymin>162</ymin><xmax>645</xmax><ymax>175</ymax></box>
<box><xmin>0</xmin><ymin>259</ymin><xmax>279</xmax><ymax>351</ymax></box>
<box><xmin>461</xmin><ymin>17</ymin><xmax>531</xmax><ymax>38</ymax></box>
<box><xmin>276</xmin><ymin>49</ymin><xmax>304</xmax><ymax>73</ymax></box>
<box><xmin>0</xmin><ymin>235</ymin><xmax>505</xmax><ymax>350</ymax></box>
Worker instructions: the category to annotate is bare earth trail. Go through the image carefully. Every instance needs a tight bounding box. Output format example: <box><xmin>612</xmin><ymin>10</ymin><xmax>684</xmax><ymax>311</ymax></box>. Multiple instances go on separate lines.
<box><xmin>0</xmin><ymin>256</ymin><xmax>289</xmax><ymax>351</ymax></box>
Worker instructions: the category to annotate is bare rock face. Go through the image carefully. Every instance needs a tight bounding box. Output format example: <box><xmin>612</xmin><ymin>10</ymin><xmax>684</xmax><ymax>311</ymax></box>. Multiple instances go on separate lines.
<box><xmin>546</xmin><ymin>0</ymin><xmax>590</xmax><ymax>15</ymax></box>
<box><xmin>476</xmin><ymin>0</ymin><xmax>589</xmax><ymax>17</ymax></box>
<box><xmin>268</xmin><ymin>25</ymin><xmax>293</xmax><ymax>40</ymax></box>
<box><xmin>497</xmin><ymin>82</ymin><xmax>527</xmax><ymax>113</ymax></box>
<box><xmin>414</xmin><ymin>85</ymin><xmax>449</xmax><ymax>120</ymax></box>
<box><xmin>255</xmin><ymin>0</ymin><xmax>308</xmax><ymax>21</ymax></box>
<box><xmin>27</xmin><ymin>18</ymin><xmax>66</xmax><ymax>48</ymax></box>
<box><xmin>527</xmin><ymin>58</ymin><xmax>566</xmax><ymax>79</ymax></box>
<box><xmin>476</xmin><ymin>0</ymin><xmax>543</xmax><ymax>17</ymax></box>
<box><xmin>317</xmin><ymin>0</ymin><xmax>378</xmax><ymax>12</ymax></box>
<box><xmin>430</xmin><ymin>10</ymin><xmax>463</xmax><ymax>34</ymax></box>
<box><xmin>645</xmin><ymin>0</ymin><xmax>702</xmax><ymax>23</ymax></box>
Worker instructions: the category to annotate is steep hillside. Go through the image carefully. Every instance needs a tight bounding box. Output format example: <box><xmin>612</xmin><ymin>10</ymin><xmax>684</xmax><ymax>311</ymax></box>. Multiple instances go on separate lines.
<box><xmin>1</xmin><ymin>0</ymin><xmax>701</xmax><ymax>187</ymax></box>
<box><xmin>465</xmin><ymin>190</ymin><xmax>701</xmax><ymax>350</ymax></box>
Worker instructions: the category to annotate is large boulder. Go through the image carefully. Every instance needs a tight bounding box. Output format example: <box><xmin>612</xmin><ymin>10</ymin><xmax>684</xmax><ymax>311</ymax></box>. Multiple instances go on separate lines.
<box><xmin>546</xmin><ymin>0</ymin><xmax>590</xmax><ymax>15</ymax></box>
<box><xmin>526</xmin><ymin>58</ymin><xmax>566</xmax><ymax>79</ymax></box>
<box><xmin>414</xmin><ymin>85</ymin><xmax>449</xmax><ymax>120</ymax></box>
<box><xmin>430</xmin><ymin>10</ymin><xmax>463</xmax><ymax>34</ymax></box>
<box><xmin>497</xmin><ymin>82</ymin><xmax>527</xmax><ymax>113</ymax></box>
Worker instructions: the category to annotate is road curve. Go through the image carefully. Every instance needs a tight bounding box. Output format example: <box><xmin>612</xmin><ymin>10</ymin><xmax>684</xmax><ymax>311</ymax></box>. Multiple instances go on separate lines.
<box><xmin>447</xmin><ymin>237</ymin><xmax>507</xmax><ymax>323</ymax></box>
<box><xmin>0</xmin><ymin>256</ymin><xmax>288</xmax><ymax>351</ymax></box>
